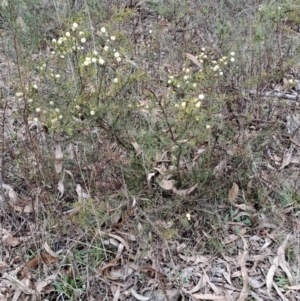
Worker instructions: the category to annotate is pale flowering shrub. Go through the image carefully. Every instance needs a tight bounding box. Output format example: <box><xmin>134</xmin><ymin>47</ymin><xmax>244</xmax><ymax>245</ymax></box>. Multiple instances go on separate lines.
<box><xmin>27</xmin><ymin>23</ymin><xmax>145</xmax><ymax>135</ymax></box>
<box><xmin>163</xmin><ymin>49</ymin><xmax>236</xmax><ymax>134</ymax></box>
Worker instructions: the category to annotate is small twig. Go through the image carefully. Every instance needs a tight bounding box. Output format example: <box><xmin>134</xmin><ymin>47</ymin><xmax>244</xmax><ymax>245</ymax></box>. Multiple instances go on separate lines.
<box><xmin>248</xmin><ymin>90</ymin><xmax>299</xmax><ymax>100</ymax></box>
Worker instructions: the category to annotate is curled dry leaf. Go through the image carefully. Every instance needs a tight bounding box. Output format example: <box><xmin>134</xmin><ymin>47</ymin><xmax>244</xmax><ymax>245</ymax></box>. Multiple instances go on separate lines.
<box><xmin>228</xmin><ymin>183</ymin><xmax>239</xmax><ymax>203</ymax></box>
<box><xmin>156</xmin><ymin>150</ymin><xmax>170</xmax><ymax>163</ymax></box>
<box><xmin>99</xmin><ymin>256</ymin><xmax>121</xmax><ymax>274</ymax></box>
<box><xmin>36</xmin><ymin>274</ymin><xmax>57</xmax><ymax>294</ymax></box>
<box><xmin>172</xmin><ymin>183</ymin><xmax>198</xmax><ymax>197</ymax></box>
<box><xmin>106</xmin><ymin>268</ymin><xmax>123</xmax><ymax>280</ymax></box>
<box><xmin>131</xmin><ymin>288</ymin><xmax>150</xmax><ymax>301</ymax></box>
<box><xmin>147</xmin><ymin>172</ymin><xmax>156</xmax><ymax>187</ymax></box>
<box><xmin>159</xmin><ymin>178</ymin><xmax>174</xmax><ymax>190</ymax></box>
<box><xmin>43</xmin><ymin>242</ymin><xmax>58</xmax><ymax>259</ymax></box>
<box><xmin>21</xmin><ymin>251</ymin><xmax>58</xmax><ymax>279</ymax></box>
<box><xmin>65</xmin><ymin>169</ymin><xmax>74</xmax><ymax>180</ymax></box>
<box><xmin>130</xmin><ymin>140</ymin><xmax>142</xmax><ymax>156</ymax></box>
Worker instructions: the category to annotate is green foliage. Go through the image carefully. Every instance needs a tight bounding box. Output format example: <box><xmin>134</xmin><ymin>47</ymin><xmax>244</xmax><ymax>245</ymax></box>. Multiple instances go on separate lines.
<box><xmin>72</xmin><ymin>199</ymin><xmax>108</xmax><ymax>230</ymax></box>
<box><xmin>54</xmin><ymin>274</ymin><xmax>85</xmax><ymax>300</ymax></box>
<box><xmin>275</xmin><ymin>275</ymin><xmax>289</xmax><ymax>288</ymax></box>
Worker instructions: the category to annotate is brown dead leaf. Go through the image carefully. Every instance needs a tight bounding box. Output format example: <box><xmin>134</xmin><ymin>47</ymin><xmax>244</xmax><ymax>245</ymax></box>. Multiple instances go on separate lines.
<box><xmin>213</xmin><ymin>159</ymin><xmax>227</xmax><ymax>178</ymax></box>
<box><xmin>222</xmin><ymin>234</ymin><xmax>239</xmax><ymax>245</ymax></box>
<box><xmin>193</xmin><ymin>147</ymin><xmax>206</xmax><ymax>161</ymax></box>
<box><xmin>76</xmin><ymin>184</ymin><xmax>90</xmax><ymax>202</ymax></box>
<box><xmin>55</xmin><ymin>144</ymin><xmax>63</xmax><ymax>174</ymax></box>
<box><xmin>204</xmin><ymin>272</ymin><xmax>220</xmax><ymax>295</ymax></box>
<box><xmin>237</xmin><ymin>236</ymin><xmax>249</xmax><ymax>301</ymax></box>
<box><xmin>40</xmin><ymin>252</ymin><xmax>58</xmax><ymax>264</ymax></box>
<box><xmin>63</xmin><ymin>207</ymin><xmax>80</xmax><ymax>216</ymax></box>
<box><xmin>178</xmin><ymin>254</ymin><xmax>211</xmax><ymax>264</ymax></box>
<box><xmin>21</xmin><ymin>251</ymin><xmax>57</xmax><ymax>279</ymax></box>
<box><xmin>11</xmin><ymin>202</ymin><xmax>34</xmax><ymax>213</ymax></box>
<box><xmin>192</xmin><ymin>294</ymin><xmax>226</xmax><ymax>300</ymax></box>
<box><xmin>228</xmin><ymin>183</ymin><xmax>239</xmax><ymax>203</ymax></box>
<box><xmin>277</xmin><ymin>234</ymin><xmax>293</xmax><ymax>286</ymax></box>
<box><xmin>185</xmin><ymin>275</ymin><xmax>206</xmax><ymax>293</ymax></box>
<box><xmin>233</xmin><ymin>204</ymin><xmax>255</xmax><ymax>211</ymax></box>
<box><xmin>279</xmin><ymin>145</ymin><xmax>293</xmax><ymax>170</ymax></box>
<box><xmin>55</xmin><ymin>143</ymin><xmax>63</xmax><ymax>160</ymax></box>
<box><xmin>246</xmin><ymin>179</ymin><xmax>253</xmax><ymax>199</ymax></box>
<box><xmin>2</xmin><ymin>183</ymin><xmax>18</xmax><ymax>204</ymax></box>
<box><xmin>57</xmin><ymin>181</ymin><xmax>64</xmax><ymax>198</ymax></box>
<box><xmin>183</xmin><ymin>52</ymin><xmax>202</xmax><ymax>67</ymax></box>
<box><xmin>266</xmin><ymin>256</ymin><xmax>278</xmax><ymax>296</ymax></box>
<box><xmin>113</xmin><ymin>285</ymin><xmax>121</xmax><ymax>301</ymax></box>
<box><xmin>1</xmin><ymin>229</ymin><xmax>20</xmax><ymax>247</ymax></box>
<box><xmin>287</xmin><ymin>285</ymin><xmax>300</xmax><ymax>290</ymax></box>
<box><xmin>154</xmin><ymin>164</ymin><xmax>167</xmax><ymax>174</ymax></box>
<box><xmin>2</xmin><ymin>274</ymin><xmax>34</xmax><ymax>295</ymax></box>
<box><xmin>290</xmin><ymin>137</ymin><xmax>300</xmax><ymax>148</ymax></box>
<box><xmin>99</xmin><ymin>256</ymin><xmax>121</xmax><ymax>274</ymax></box>
<box><xmin>0</xmin><ymin>261</ymin><xmax>9</xmax><ymax>273</ymax></box>
<box><xmin>99</xmin><ymin>231</ymin><xmax>132</xmax><ymax>253</ymax></box>
<box><xmin>155</xmin><ymin>150</ymin><xmax>170</xmax><ymax>163</ymax></box>
<box><xmin>139</xmin><ymin>267</ymin><xmax>167</xmax><ymax>283</ymax></box>
<box><xmin>273</xmin><ymin>282</ymin><xmax>289</xmax><ymax>301</ymax></box>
